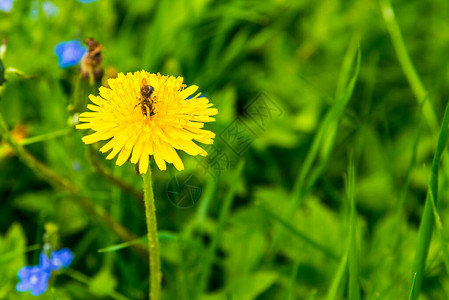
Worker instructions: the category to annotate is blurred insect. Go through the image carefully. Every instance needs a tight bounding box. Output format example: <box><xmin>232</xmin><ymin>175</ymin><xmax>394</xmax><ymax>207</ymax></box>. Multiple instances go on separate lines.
<box><xmin>136</xmin><ymin>79</ymin><xmax>156</xmax><ymax>118</ymax></box>
<box><xmin>81</xmin><ymin>37</ymin><xmax>103</xmax><ymax>82</ymax></box>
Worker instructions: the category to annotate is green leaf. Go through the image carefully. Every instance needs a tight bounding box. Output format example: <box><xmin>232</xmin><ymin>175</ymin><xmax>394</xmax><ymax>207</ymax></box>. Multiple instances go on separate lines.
<box><xmin>227</xmin><ymin>271</ymin><xmax>278</xmax><ymax>300</ymax></box>
<box><xmin>89</xmin><ymin>268</ymin><xmax>118</xmax><ymax>298</ymax></box>
<box><xmin>0</xmin><ymin>223</ymin><xmax>27</xmax><ymax>299</ymax></box>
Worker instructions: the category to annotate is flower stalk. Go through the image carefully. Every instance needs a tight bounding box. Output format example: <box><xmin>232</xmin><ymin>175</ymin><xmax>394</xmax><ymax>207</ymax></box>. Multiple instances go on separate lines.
<box><xmin>142</xmin><ymin>166</ymin><xmax>161</xmax><ymax>300</ymax></box>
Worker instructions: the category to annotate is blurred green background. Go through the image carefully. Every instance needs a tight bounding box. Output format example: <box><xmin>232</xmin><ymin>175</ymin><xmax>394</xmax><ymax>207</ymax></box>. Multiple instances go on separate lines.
<box><xmin>1</xmin><ymin>0</ymin><xmax>449</xmax><ymax>299</ymax></box>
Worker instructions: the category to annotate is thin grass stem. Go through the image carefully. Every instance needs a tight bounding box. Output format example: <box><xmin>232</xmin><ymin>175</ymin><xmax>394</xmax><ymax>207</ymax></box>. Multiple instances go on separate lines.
<box><xmin>411</xmin><ymin>100</ymin><xmax>449</xmax><ymax>300</ymax></box>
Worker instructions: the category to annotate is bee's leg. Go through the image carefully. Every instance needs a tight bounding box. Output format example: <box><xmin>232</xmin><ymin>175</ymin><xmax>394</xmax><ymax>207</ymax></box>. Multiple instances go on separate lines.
<box><xmin>140</xmin><ymin>103</ymin><xmax>147</xmax><ymax>117</ymax></box>
<box><xmin>135</xmin><ymin>96</ymin><xmax>141</xmax><ymax>108</ymax></box>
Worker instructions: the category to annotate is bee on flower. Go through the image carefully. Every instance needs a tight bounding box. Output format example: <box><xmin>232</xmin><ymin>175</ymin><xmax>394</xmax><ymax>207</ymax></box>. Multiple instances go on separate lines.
<box><xmin>76</xmin><ymin>71</ymin><xmax>218</xmax><ymax>174</ymax></box>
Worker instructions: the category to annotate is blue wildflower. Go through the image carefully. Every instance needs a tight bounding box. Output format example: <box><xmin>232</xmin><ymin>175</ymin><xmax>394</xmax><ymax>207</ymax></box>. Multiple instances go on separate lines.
<box><xmin>54</xmin><ymin>40</ymin><xmax>86</xmax><ymax>69</ymax></box>
<box><xmin>77</xmin><ymin>0</ymin><xmax>98</xmax><ymax>3</ymax></box>
<box><xmin>29</xmin><ymin>2</ymin><xmax>39</xmax><ymax>19</ymax></box>
<box><xmin>72</xmin><ymin>161</ymin><xmax>82</xmax><ymax>172</ymax></box>
<box><xmin>39</xmin><ymin>248</ymin><xmax>74</xmax><ymax>271</ymax></box>
<box><xmin>42</xmin><ymin>1</ymin><xmax>59</xmax><ymax>17</ymax></box>
<box><xmin>30</xmin><ymin>1</ymin><xmax>59</xmax><ymax>18</ymax></box>
<box><xmin>16</xmin><ymin>266</ymin><xmax>50</xmax><ymax>296</ymax></box>
<box><xmin>0</xmin><ymin>0</ymin><xmax>13</xmax><ymax>12</ymax></box>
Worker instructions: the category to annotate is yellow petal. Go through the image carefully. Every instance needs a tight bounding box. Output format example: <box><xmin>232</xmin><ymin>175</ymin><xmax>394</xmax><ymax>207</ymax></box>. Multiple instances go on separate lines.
<box><xmin>87</xmin><ymin>104</ymin><xmax>100</xmax><ymax>111</ymax></box>
<box><xmin>79</xmin><ymin>112</ymin><xmax>98</xmax><ymax>118</ymax></box>
<box><xmin>106</xmin><ymin>137</ymin><xmax>127</xmax><ymax>160</ymax></box>
<box><xmin>167</xmin><ymin>145</ymin><xmax>184</xmax><ymax>170</ymax></box>
<box><xmin>82</xmin><ymin>132</ymin><xmax>106</xmax><ymax>144</ymax></box>
<box><xmin>130</xmin><ymin>140</ymin><xmax>143</xmax><ymax>164</ymax></box>
<box><xmin>139</xmin><ymin>151</ymin><xmax>150</xmax><ymax>174</ymax></box>
<box><xmin>116</xmin><ymin>145</ymin><xmax>133</xmax><ymax>166</ymax></box>
<box><xmin>153</xmin><ymin>145</ymin><xmax>167</xmax><ymax>170</ymax></box>
<box><xmin>180</xmin><ymin>85</ymin><xmax>198</xmax><ymax>99</ymax></box>
<box><xmin>89</xmin><ymin>94</ymin><xmax>106</xmax><ymax>106</ymax></box>
<box><xmin>76</xmin><ymin>123</ymin><xmax>92</xmax><ymax>129</ymax></box>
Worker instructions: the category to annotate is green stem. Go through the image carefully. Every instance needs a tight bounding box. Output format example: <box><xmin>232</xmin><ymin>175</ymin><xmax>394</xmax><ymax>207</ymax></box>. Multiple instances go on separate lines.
<box><xmin>142</xmin><ymin>167</ymin><xmax>161</xmax><ymax>300</ymax></box>
<box><xmin>379</xmin><ymin>0</ymin><xmax>438</xmax><ymax>132</ymax></box>
<box><xmin>0</xmin><ymin>128</ymin><xmax>70</xmax><ymax>153</ymax></box>
<box><xmin>347</xmin><ymin>157</ymin><xmax>361</xmax><ymax>300</ymax></box>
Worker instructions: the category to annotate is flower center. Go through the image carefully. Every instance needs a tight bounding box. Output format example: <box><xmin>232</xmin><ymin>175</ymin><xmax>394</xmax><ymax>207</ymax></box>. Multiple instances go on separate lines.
<box><xmin>53</xmin><ymin>258</ymin><xmax>62</xmax><ymax>266</ymax></box>
<box><xmin>30</xmin><ymin>275</ymin><xmax>38</xmax><ymax>284</ymax></box>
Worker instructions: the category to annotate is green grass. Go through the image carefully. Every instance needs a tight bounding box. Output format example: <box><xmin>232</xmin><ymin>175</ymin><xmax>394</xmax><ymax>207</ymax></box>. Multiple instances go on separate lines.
<box><xmin>411</xmin><ymin>100</ymin><xmax>449</xmax><ymax>300</ymax></box>
<box><xmin>1</xmin><ymin>0</ymin><xmax>449</xmax><ymax>299</ymax></box>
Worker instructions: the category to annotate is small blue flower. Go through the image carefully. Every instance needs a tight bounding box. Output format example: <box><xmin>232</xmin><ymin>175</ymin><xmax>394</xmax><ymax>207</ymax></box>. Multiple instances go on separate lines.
<box><xmin>77</xmin><ymin>0</ymin><xmax>98</xmax><ymax>3</ymax></box>
<box><xmin>30</xmin><ymin>1</ymin><xmax>58</xmax><ymax>19</ymax></box>
<box><xmin>16</xmin><ymin>266</ymin><xmax>50</xmax><ymax>296</ymax></box>
<box><xmin>40</xmin><ymin>248</ymin><xmax>74</xmax><ymax>271</ymax></box>
<box><xmin>42</xmin><ymin>1</ymin><xmax>59</xmax><ymax>17</ymax></box>
<box><xmin>0</xmin><ymin>0</ymin><xmax>13</xmax><ymax>12</ymax></box>
<box><xmin>54</xmin><ymin>40</ymin><xmax>86</xmax><ymax>69</ymax></box>
<box><xmin>72</xmin><ymin>161</ymin><xmax>82</xmax><ymax>172</ymax></box>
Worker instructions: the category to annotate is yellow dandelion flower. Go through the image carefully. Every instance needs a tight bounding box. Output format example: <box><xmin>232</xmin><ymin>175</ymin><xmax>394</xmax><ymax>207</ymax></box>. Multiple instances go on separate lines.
<box><xmin>76</xmin><ymin>70</ymin><xmax>218</xmax><ymax>174</ymax></box>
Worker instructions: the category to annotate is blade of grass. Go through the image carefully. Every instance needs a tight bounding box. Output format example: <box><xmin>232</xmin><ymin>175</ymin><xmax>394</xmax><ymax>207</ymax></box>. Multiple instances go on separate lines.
<box><xmin>195</xmin><ymin>178</ymin><xmax>218</xmax><ymax>230</ymax></box>
<box><xmin>335</xmin><ymin>34</ymin><xmax>362</xmax><ymax>101</ymax></box>
<box><xmin>346</xmin><ymin>156</ymin><xmax>361</xmax><ymax>300</ymax></box>
<box><xmin>411</xmin><ymin>100</ymin><xmax>449</xmax><ymax>300</ymax></box>
<box><xmin>293</xmin><ymin>43</ymin><xmax>361</xmax><ymax>202</ymax></box>
<box><xmin>325</xmin><ymin>247</ymin><xmax>349</xmax><ymax>300</ymax></box>
<box><xmin>408</xmin><ymin>272</ymin><xmax>417</xmax><ymax>300</ymax></box>
<box><xmin>98</xmin><ymin>232</ymin><xmax>178</xmax><ymax>253</ymax></box>
<box><xmin>98</xmin><ymin>237</ymin><xmax>147</xmax><ymax>253</ymax></box>
<box><xmin>379</xmin><ymin>0</ymin><xmax>438</xmax><ymax>132</ymax></box>
<box><xmin>269</xmin><ymin>42</ymin><xmax>361</xmax><ymax>257</ymax></box>
<box><xmin>389</xmin><ymin>109</ymin><xmax>424</xmax><ymax>248</ymax></box>
<box><xmin>396</xmin><ymin>114</ymin><xmax>423</xmax><ymax>219</ymax></box>
<box><xmin>354</xmin><ymin>52</ymin><xmax>379</xmax><ymax>168</ymax></box>
<box><xmin>142</xmin><ymin>1</ymin><xmax>169</xmax><ymax>69</ymax></box>
<box><xmin>284</xmin><ymin>259</ymin><xmax>300</xmax><ymax>300</ymax></box>
<box><xmin>195</xmin><ymin>160</ymin><xmax>245</xmax><ymax>299</ymax></box>
<box><xmin>427</xmin><ymin>177</ymin><xmax>449</xmax><ymax>276</ymax></box>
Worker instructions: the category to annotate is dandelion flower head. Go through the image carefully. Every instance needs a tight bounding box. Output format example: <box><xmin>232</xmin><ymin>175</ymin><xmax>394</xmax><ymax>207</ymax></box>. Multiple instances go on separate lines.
<box><xmin>77</xmin><ymin>71</ymin><xmax>218</xmax><ymax>174</ymax></box>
